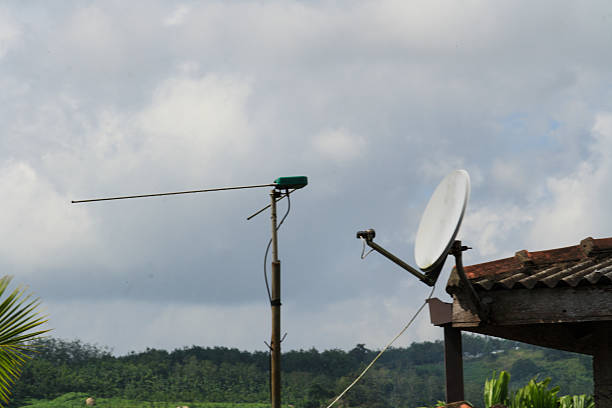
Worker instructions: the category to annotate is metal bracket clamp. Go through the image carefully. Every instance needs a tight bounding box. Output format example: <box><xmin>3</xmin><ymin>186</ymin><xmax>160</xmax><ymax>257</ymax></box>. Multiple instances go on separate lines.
<box><xmin>449</xmin><ymin>240</ymin><xmax>489</xmax><ymax>323</ymax></box>
<box><xmin>356</xmin><ymin>229</ymin><xmax>437</xmax><ymax>286</ymax></box>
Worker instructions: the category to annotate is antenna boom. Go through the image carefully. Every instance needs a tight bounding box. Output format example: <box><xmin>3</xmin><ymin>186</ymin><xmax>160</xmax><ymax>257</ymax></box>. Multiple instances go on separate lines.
<box><xmin>71</xmin><ymin>183</ymin><xmax>276</xmax><ymax>203</ymax></box>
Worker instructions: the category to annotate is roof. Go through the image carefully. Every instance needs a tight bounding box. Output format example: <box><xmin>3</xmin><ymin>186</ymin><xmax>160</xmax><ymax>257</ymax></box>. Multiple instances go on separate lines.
<box><xmin>462</xmin><ymin>237</ymin><xmax>612</xmax><ymax>291</ymax></box>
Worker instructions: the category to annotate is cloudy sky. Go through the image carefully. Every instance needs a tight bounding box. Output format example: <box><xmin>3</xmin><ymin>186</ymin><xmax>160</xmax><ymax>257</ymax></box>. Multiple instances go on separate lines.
<box><xmin>2</xmin><ymin>1</ymin><xmax>612</xmax><ymax>355</ymax></box>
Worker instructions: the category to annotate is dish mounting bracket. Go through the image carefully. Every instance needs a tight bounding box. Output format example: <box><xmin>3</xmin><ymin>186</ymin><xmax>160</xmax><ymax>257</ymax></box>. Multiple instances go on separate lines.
<box><xmin>357</xmin><ymin>229</ymin><xmax>443</xmax><ymax>286</ymax></box>
<box><xmin>448</xmin><ymin>240</ymin><xmax>490</xmax><ymax>323</ymax></box>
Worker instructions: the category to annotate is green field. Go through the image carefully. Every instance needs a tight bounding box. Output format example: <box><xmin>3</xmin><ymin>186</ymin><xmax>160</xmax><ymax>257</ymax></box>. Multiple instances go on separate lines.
<box><xmin>19</xmin><ymin>393</ymin><xmax>274</xmax><ymax>408</ymax></box>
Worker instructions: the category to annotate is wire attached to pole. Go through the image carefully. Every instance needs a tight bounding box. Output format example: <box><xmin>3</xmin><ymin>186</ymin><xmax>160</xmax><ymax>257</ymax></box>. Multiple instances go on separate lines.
<box><xmin>264</xmin><ymin>190</ymin><xmax>291</xmax><ymax>302</ymax></box>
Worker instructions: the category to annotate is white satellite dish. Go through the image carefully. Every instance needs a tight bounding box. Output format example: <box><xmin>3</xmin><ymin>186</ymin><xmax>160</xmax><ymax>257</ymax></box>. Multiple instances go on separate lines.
<box><xmin>356</xmin><ymin>169</ymin><xmax>471</xmax><ymax>286</ymax></box>
<box><xmin>414</xmin><ymin>169</ymin><xmax>470</xmax><ymax>271</ymax></box>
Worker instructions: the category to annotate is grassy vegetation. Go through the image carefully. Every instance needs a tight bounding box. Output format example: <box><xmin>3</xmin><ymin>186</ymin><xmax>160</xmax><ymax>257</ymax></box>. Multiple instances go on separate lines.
<box><xmin>19</xmin><ymin>393</ymin><xmax>274</xmax><ymax>408</ymax></box>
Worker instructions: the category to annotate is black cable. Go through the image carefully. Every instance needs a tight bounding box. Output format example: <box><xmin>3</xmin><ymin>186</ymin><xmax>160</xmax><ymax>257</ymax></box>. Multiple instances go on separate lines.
<box><xmin>263</xmin><ymin>189</ymin><xmax>291</xmax><ymax>303</ymax></box>
<box><xmin>263</xmin><ymin>239</ymin><xmax>273</xmax><ymax>302</ymax></box>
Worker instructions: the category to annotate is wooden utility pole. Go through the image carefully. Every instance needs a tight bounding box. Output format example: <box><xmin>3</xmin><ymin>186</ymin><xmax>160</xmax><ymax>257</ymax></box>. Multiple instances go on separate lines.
<box><xmin>270</xmin><ymin>189</ymin><xmax>281</xmax><ymax>408</ymax></box>
<box><xmin>444</xmin><ymin>326</ymin><xmax>465</xmax><ymax>403</ymax></box>
<box><xmin>593</xmin><ymin>323</ymin><xmax>612</xmax><ymax>407</ymax></box>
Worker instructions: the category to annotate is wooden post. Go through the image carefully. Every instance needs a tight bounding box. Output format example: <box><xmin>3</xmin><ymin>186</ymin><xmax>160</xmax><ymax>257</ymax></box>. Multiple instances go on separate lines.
<box><xmin>270</xmin><ymin>190</ymin><xmax>281</xmax><ymax>408</ymax></box>
<box><xmin>593</xmin><ymin>323</ymin><xmax>612</xmax><ymax>408</ymax></box>
<box><xmin>444</xmin><ymin>326</ymin><xmax>464</xmax><ymax>403</ymax></box>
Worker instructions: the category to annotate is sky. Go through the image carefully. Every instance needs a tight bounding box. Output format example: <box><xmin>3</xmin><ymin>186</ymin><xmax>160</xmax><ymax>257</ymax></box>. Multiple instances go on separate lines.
<box><xmin>2</xmin><ymin>1</ymin><xmax>612</xmax><ymax>355</ymax></box>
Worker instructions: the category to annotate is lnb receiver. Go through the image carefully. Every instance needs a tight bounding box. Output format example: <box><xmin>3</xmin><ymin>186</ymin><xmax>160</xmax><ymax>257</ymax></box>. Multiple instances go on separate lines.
<box><xmin>274</xmin><ymin>176</ymin><xmax>308</xmax><ymax>190</ymax></box>
<box><xmin>356</xmin><ymin>229</ymin><xmax>376</xmax><ymax>241</ymax></box>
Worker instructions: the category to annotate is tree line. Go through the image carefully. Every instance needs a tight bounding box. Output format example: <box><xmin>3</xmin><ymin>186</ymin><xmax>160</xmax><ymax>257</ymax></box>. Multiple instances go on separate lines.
<box><xmin>9</xmin><ymin>335</ymin><xmax>593</xmax><ymax>408</ymax></box>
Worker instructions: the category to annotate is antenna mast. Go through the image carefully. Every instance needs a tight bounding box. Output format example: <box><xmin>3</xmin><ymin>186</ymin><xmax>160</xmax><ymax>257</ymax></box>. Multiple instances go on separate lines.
<box><xmin>269</xmin><ymin>189</ymin><xmax>282</xmax><ymax>408</ymax></box>
<box><xmin>72</xmin><ymin>175</ymin><xmax>308</xmax><ymax>408</ymax></box>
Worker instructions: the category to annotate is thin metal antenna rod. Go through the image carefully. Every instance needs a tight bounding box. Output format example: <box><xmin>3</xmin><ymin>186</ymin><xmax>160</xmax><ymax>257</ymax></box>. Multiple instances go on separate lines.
<box><xmin>246</xmin><ymin>189</ymin><xmax>295</xmax><ymax>220</ymax></box>
<box><xmin>71</xmin><ymin>183</ymin><xmax>276</xmax><ymax>204</ymax></box>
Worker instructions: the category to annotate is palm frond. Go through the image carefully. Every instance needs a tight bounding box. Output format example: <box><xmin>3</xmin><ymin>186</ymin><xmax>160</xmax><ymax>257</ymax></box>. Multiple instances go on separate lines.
<box><xmin>0</xmin><ymin>276</ymin><xmax>49</xmax><ymax>406</ymax></box>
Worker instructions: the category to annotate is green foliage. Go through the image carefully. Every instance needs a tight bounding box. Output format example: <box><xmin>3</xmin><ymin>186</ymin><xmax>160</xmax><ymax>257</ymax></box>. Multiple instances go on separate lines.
<box><xmin>558</xmin><ymin>395</ymin><xmax>594</xmax><ymax>408</ymax></box>
<box><xmin>0</xmin><ymin>276</ymin><xmax>48</xmax><ymax>407</ymax></box>
<box><xmin>484</xmin><ymin>371</ymin><xmax>510</xmax><ymax>407</ymax></box>
<box><xmin>463</xmin><ymin>346</ymin><xmax>592</xmax><ymax>404</ymax></box>
<box><xmin>511</xmin><ymin>359</ymin><xmax>540</xmax><ymax>381</ymax></box>
<box><xmin>509</xmin><ymin>378</ymin><xmax>559</xmax><ymax>408</ymax></box>
<box><xmin>481</xmin><ymin>371</ymin><xmax>593</xmax><ymax>408</ymax></box>
<box><xmin>10</xmin><ymin>335</ymin><xmax>595</xmax><ymax>408</ymax></box>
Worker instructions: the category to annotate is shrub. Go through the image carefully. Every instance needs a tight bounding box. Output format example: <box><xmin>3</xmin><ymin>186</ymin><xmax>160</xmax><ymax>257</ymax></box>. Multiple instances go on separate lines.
<box><xmin>484</xmin><ymin>371</ymin><xmax>510</xmax><ymax>407</ymax></box>
<box><xmin>509</xmin><ymin>378</ymin><xmax>559</xmax><ymax>408</ymax></box>
<box><xmin>480</xmin><ymin>371</ymin><xmax>594</xmax><ymax>408</ymax></box>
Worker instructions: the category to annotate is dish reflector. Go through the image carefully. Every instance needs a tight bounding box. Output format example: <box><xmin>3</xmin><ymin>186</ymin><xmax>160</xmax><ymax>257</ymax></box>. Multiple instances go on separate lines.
<box><xmin>414</xmin><ymin>170</ymin><xmax>470</xmax><ymax>271</ymax></box>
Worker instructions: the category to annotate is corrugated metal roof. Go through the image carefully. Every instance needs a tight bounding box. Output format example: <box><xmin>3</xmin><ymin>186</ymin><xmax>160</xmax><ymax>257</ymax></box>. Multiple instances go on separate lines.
<box><xmin>462</xmin><ymin>237</ymin><xmax>612</xmax><ymax>291</ymax></box>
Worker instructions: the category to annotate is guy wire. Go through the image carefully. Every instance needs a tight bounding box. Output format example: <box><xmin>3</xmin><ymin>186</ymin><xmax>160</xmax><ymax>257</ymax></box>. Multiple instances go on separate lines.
<box><xmin>325</xmin><ymin>283</ymin><xmax>437</xmax><ymax>408</ymax></box>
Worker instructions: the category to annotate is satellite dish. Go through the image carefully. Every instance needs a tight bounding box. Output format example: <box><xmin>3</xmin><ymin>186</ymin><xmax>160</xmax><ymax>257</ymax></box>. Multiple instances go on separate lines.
<box><xmin>356</xmin><ymin>169</ymin><xmax>471</xmax><ymax>286</ymax></box>
<box><xmin>414</xmin><ymin>170</ymin><xmax>470</xmax><ymax>271</ymax></box>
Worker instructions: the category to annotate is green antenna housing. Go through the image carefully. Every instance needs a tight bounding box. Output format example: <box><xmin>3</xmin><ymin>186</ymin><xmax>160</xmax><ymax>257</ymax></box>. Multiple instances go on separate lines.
<box><xmin>274</xmin><ymin>176</ymin><xmax>308</xmax><ymax>190</ymax></box>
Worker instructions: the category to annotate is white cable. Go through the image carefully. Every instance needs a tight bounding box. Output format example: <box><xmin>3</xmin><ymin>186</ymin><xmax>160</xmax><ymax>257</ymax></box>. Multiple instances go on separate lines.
<box><xmin>325</xmin><ymin>284</ymin><xmax>437</xmax><ymax>408</ymax></box>
<box><xmin>360</xmin><ymin>238</ymin><xmax>375</xmax><ymax>259</ymax></box>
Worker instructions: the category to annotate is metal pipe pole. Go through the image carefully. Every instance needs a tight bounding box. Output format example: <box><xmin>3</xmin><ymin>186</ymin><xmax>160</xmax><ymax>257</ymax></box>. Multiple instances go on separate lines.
<box><xmin>270</xmin><ymin>189</ymin><xmax>281</xmax><ymax>408</ymax></box>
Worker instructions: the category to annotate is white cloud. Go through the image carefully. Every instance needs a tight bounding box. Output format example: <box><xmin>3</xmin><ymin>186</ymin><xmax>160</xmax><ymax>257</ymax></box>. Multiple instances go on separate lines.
<box><xmin>35</xmin><ymin>72</ymin><xmax>254</xmax><ymax>191</ymax></box>
<box><xmin>164</xmin><ymin>5</ymin><xmax>190</xmax><ymax>27</ymax></box>
<box><xmin>527</xmin><ymin>113</ymin><xmax>612</xmax><ymax>249</ymax></box>
<box><xmin>0</xmin><ymin>160</ymin><xmax>97</xmax><ymax>271</ymax></box>
<box><xmin>0</xmin><ymin>8</ymin><xmax>20</xmax><ymax>59</ymax></box>
<box><xmin>139</xmin><ymin>74</ymin><xmax>252</xmax><ymax>148</ymax></box>
<box><xmin>491</xmin><ymin>160</ymin><xmax>529</xmax><ymax>193</ymax></box>
<box><xmin>312</xmin><ymin>128</ymin><xmax>366</xmax><ymax>164</ymax></box>
<box><xmin>458</xmin><ymin>112</ymin><xmax>612</xmax><ymax>261</ymax></box>
<box><xmin>460</xmin><ymin>205</ymin><xmax>534</xmax><ymax>259</ymax></box>
<box><xmin>62</xmin><ymin>6</ymin><xmax>125</xmax><ymax>70</ymax></box>
<box><xmin>136</xmin><ymin>73</ymin><xmax>255</xmax><ymax>185</ymax></box>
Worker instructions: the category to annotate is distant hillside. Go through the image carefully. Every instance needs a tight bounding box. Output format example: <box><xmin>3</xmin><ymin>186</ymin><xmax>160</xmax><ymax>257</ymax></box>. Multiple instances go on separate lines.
<box><xmin>10</xmin><ymin>335</ymin><xmax>593</xmax><ymax>408</ymax></box>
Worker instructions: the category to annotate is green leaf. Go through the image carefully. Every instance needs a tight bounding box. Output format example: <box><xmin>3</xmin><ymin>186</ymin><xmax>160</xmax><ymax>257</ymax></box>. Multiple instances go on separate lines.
<box><xmin>484</xmin><ymin>370</ymin><xmax>510</xmax><ymax>407</ymax></box>
<box><xmin>0</xmin><ymin>276</ymin><xmax>49</xmax><ymax>407</ymax></box>
<box><xmin>559</xmin><ymin>394</ymin><xmax>594</xmax><ymax>408</ymax></box>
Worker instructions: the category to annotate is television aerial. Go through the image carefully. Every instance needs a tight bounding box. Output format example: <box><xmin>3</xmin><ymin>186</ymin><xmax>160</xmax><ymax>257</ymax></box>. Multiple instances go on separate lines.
<box><xmin>356</xmin><ymin>169</ymin><xmax>471</xmax><ymax>286</ymax></box>
<box><xmin>73</xmin><ymin>175</ymin><xmax>308</xmax><ymax>408</ymax></box>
